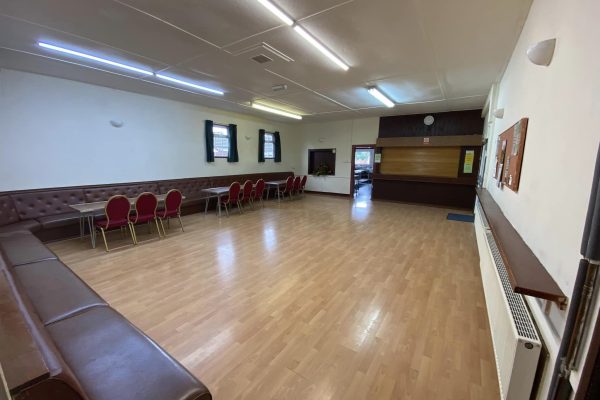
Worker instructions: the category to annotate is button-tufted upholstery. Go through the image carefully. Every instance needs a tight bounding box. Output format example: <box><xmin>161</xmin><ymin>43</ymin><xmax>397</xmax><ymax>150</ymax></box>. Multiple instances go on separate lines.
<box><xmin>0</xmin><ymin>195</ymin><xmax>20</xmax><ymax>226</ymax></box>
<box><xmin>0</xmin><ymin>172</ymin><xmax>293</xmax><ymax>241</ymax></box>
<box><xmin>84</xmin><ymin>183</ymin><xmax>159</xmax><ymax>203</ymax></box>
<box><xmin>11</xmin><ymin>189</ymin><xmax>85</xmax><ymax>220</ymax></box>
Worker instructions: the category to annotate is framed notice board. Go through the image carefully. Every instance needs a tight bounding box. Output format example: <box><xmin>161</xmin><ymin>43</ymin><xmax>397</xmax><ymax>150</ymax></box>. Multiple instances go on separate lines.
<box><xmin>494</xmin><ymin>118</ymin><xmax>528</xmax><ymax>191</ymax></box>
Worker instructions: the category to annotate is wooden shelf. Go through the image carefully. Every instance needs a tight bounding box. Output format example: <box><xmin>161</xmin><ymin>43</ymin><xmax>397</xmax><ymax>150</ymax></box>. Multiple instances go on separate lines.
<box><xmin>376</xmin><ymin>134</ymin><xmax>483</xmax><ymax>148</ymax></box>
<box><xmin>476</xmin><ymin>189</ymin><xmax>568</xmax><ymax>309</ymax></box>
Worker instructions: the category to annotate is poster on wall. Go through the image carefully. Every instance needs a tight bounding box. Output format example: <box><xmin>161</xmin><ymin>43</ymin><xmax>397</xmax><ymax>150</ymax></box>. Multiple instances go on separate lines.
<box><xmin>463</xmin><ymin>150</ymin><xmax>475</xmax><ymax>173</ymax></box>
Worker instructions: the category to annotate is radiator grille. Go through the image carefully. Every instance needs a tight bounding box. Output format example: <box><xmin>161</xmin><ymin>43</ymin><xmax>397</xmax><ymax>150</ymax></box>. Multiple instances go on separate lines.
<box><xmin>485</xmin><ymin>230</ymin><xmax>540</xmax><ymax>342</ymax></box>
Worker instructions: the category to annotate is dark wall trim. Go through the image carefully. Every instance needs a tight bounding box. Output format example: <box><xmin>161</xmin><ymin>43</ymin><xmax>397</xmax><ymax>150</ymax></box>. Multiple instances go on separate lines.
<box><xmin>304</xmin><ymin>190</ymin><xmax>351</xmax><ymax>198</ymax></box>
<box><xmin>379</xmin><ymin>109</ymin><xmax>484</xmax><ymax>138</ymax></box>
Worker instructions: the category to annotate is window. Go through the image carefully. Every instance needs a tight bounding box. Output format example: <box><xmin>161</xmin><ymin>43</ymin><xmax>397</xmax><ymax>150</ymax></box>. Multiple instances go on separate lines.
<box><xmin>264</xmin><ymin>132</ymin><xmax>275</xmax><ymax>159</ymax></box>
<box><xmin>354</xmin><ymin>150</ymin><xmax>372</xmax><ymax>167</ymax></box>
<box><xmin>213</xmin><ymin>124</ymin><xmax>229</xmax><ymax>158</ymax></box>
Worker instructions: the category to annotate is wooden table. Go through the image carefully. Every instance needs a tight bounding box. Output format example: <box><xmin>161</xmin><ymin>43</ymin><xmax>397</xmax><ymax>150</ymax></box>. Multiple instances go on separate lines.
<box><xmin>265</xmin><ymin>180</ymin><xmax>288</xmax><ymax>201</ymax></box>
<box><xmin>201</xmin><ymin>187</ymin><xmax>230</xmax><ymax>217</ymax></box>
<box><xmin>70</xmin><ymin>194</ymin><xmax>176</xmax><ymax>249</ymax></box>
<box><xmin>0</xmin><ymin>268</ymin><xmax>49</xmax><ymax>396</ymax></box>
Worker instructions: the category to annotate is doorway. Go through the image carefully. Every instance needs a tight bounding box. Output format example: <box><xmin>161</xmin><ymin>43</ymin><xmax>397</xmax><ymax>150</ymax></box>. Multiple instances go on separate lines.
<box><xmin>350</xmin><ymin>145</ymin><xmax>375</xmax><ymax>200</ymax></box>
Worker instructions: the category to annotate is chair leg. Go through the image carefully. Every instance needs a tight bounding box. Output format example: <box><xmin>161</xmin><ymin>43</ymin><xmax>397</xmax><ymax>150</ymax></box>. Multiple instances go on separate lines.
<box><xmin>129</xmin><ymin>223</ymin><xmax>138</xmax><ymax>245</ymax></box>
<box><xmin>177</xmin><ymin>215</ymin><xmax>184</xmax><ymax>232</ymax></box>
<box><xmin>159</xmin><ymin>218</ymin><xmax>167</xmax><ymax>236</ymax></box>
<box><xmin>155</xmin><ymin>218</ymin><xmax>162</xmax><ymax>238</ymax></box>
<box><xmin>99</xmin><ymin>227</ymin><xmax>109</xmax><ymax>252</ymax></box>
<box><xmin>224</xmin><ymin>203</ymin><xmax>229</xmax><ymax>216</ymax></box>
<box><xmin>120</xmin><ymin>225</ymin><xmax>126</xmax><ymax>239</ymax></box>
<box><xmin>237</xmin><ymin>201</ymin><xmax>243</xmax><ymax>214</ymax></box>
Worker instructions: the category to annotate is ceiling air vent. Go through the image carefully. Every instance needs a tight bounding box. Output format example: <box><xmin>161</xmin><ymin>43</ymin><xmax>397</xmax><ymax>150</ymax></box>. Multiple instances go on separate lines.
<box><xmin>251</xmin><ymin>54</ymin><xmax>273</xmax><ymax>64</ymax></box>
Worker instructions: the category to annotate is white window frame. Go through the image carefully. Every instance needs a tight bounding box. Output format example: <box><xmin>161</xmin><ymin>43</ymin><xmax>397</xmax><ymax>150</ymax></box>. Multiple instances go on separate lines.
<box><xmin>213</xmin><ymin>124</ymin><xmax>229</xmax><ymax>158</ymax></box>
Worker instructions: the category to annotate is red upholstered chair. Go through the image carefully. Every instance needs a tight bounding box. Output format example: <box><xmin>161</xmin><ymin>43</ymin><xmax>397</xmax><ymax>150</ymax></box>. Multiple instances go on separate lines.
<box><xmin>94</xmin><ymin>195</ymin><xmax>135</xmax><ymax>252</ymax></box>
<box><xmin>156</xmin><ymin>189</ymin><xmax>184</xmax><ymax>236</ymax></box>
<box><xmin>252</xmin><ymin>179</ymin><xmax>266</xmax><ymax>208</ymax></box>
<box><xmin>292</xmin><ymin>176</ymin><xmax>301</xmax><ymax>198</ymax></box>
<box><xmin>129</xmin><ymin>192</ymin><xmax>160</xmax><ymax>244</ymax></box>
<box><xmin>219</xmin><ymin>182</ymin><xmax>242</xmax><ymax>216</ymax></box>
<box><xmin>239</xmin><ymin>180</ymin><xmax>254</xmax><ymax>210</ymax></box>
<box><xmin>300</xmin><ymin>175</ymin><xmax>308</xmax><ymax>196</ymax></box>
<box><xmin>278</xmin><ymin>176</ymin><xmax>294</xmax><ymax>200</ymax></box>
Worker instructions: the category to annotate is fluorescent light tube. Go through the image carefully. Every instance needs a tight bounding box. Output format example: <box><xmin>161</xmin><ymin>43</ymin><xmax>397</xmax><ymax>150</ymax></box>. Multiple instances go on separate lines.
<box><xmin>252</xmin><ymin>103</ymin><xmax>302</xmax><ymax>120</ymax></box>
<box><xmin>293</xmin><ymin>25</ymin><xmax>349</xmax><ymax>71</ymax></box>
<box><xmin>368</xmin><ymin>87</ymin><xmax>395</xmax><ymax>108</ymax></box>
<box><xmin>155</xmin><ymin>74</ymin><xmax>224</xmax><ymax>95</ymax></box>
<box><xmin>256</xmin><ymin>0</ymin><xmax>294</xmax><ymax>26</ymax></box>
<box><xmin>38</xmin><ymin>42</ymin><xmax>153</xmax><ymax>76</ymax></box>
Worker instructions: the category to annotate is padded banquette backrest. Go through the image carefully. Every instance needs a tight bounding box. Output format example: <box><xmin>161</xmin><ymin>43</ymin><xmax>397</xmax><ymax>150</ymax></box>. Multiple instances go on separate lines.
<box><xmin>158</xmin><ymin>178</ymin><xmax>210</xmax><ymax>199</ymax></box>
<box><xmin>0</xmin><ymin>195</ymin><xmax>20</xmax><ymax>226</ymax></box>
<box><xmin>10</xmin><ymin>190</ymin><xmax>85</xmax><ymax>220</ymax></box>
<box><xmin>84</xmin><ymin>183</ymin><xmax>159</xmax><ymax>203</ymax></box>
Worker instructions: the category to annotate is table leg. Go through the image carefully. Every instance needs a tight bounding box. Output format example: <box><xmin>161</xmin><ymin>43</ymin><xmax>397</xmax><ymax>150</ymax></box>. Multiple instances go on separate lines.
<box><xmin>79</xmin><ymin>216</ymin><xmax>84</xmax><ymax>240</ymax></box>
<box><xmin>204</xmin><ymin>197</ymin><xmax>210</xmax><ymax>215</ymax></box>
<box><xmin>277</xmin><ymin>184</ymin><xmax>281</xmax><ymax>202</ymax></box>
<box><xmin>266</xmin><ymin>186</ymin><xmax>270</xmax><ymax>201</ymax></box>
<box><xmin>87</xmin><ymin>214</ymin><xmax>96</xmax><ymax>248</ymax></box>
<box><xmin>217</xmin><ymin>194</ymin><xmax>222</xmax><ymax>217</ymax></box>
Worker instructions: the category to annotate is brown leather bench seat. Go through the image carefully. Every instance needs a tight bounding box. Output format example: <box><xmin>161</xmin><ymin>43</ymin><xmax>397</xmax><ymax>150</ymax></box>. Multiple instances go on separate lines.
<box><xmin>12</xmin><ymin>259</ymin><xmax>107</xmax><ymax>325</ymax></box>
<box><xmin>1</xmin><ymin>232</ymin><xmax>212</xmax><ymax>399</ymax></box>
<box><xmin>0</xmin><ymin>231</ymin><xmax>57</xmax><ymax>266</ymax></box>
<box><xmin>47</xmin><ymin>306</ymin><xmax>210</xmax><ymax>400</ymax></box>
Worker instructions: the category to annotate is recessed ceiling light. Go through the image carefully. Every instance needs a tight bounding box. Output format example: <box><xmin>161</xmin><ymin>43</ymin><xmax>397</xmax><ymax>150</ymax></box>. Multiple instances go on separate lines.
<box><xmin>251</xmin><ymin>103</ymin><xmax>302</xmax><ymax>120</ymax></box>
<box><xmin>37</xmin><ymin>42</ymin><xmax>153</xmax><ymax>76</ymax></box>
<box><xmin>255</xmin><ymin>0</ymin><xmax>294</xmax><ymax>26</ymax></box>
<box><xmin>155</xmin><ymin>74</ymin><xmax>224</xmax><ymax>95</ymax></box>
<box><xmin>293</xmin><ymin>25</ymin><xmax>349</xmax><ymax>71</ymax></box>
<box><xmin>367</xmin><ymin>87</ymin><xmax>395</xmax><ymax>108</ymax></box>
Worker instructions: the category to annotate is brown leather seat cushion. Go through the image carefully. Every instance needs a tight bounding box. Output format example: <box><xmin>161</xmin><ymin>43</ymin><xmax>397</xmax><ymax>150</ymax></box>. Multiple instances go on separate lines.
<box><xmin>13</xmin><ymin>259</ymin><xmax>107</xmax><ymax>325</ymax></box>
<box><xmin>47</xmin><ymin>307</ymin><xmax>211</xmax><ymax>400</ymax></box>
<box><xmin>0</xmin><ymin>219</ymin><xmax>42</xmax><ymax>233</ymax></box>
<box><xmin>37</xmin><ymin>212</ymin><xmax>82</xmax><ymax>229</ymax></box>
<box><xmin>0</xmin><ymin>232</ymin><xmax>57</xmax><ymax>266</ymax></box>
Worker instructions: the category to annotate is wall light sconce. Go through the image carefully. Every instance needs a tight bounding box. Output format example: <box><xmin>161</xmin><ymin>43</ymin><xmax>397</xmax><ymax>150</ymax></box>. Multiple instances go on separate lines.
<box><xmin>318</xmin><ymin>138</ymin><xmax>325</xmax><ymax>143</ymax></box>
<box><xmin>244</xmin><ymin>135</ymin><xmax>251</xmax><ymax>141</ymax></box>
<box><xmin>527</xmin><ymin>38</ymin><xmax>556</xmax><ymax>66</ymax></box>
<box><xmin>493</xmin><ymin>108</ymin><xmax>505</xmax><ymax>119</ymax></box>
<box><xmin>110</xmin><ymin>120</ymin><xmax>124</xmax><ymax>128</ymax></box>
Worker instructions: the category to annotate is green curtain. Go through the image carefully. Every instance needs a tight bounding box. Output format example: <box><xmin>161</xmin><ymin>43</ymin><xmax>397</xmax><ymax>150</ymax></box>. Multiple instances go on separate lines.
<box><xmin>274</xmin><ymin>131</ymin><xmax>282</xmax><ymax>163</ymax></box>
<box><xmin>258</xmin><ymin>129</ymin><xmax>266</xmax><ymax>162</ymax></box>
<box><xmin>205</xmin><ymin>120</ymin><xmax>214</xmax><ymax>163</ymax></box>
<box><xmin>228</xmin><ymin>124</ymin><xmax>239</xmax><ymax>162</ymax></box>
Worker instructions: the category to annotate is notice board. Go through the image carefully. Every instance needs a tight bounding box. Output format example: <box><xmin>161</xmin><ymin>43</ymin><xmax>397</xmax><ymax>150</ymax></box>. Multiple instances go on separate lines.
<box><xmin>494</xmin><ymin>118</ymin><xmax>529</xmax><ymax>192</ymax></box>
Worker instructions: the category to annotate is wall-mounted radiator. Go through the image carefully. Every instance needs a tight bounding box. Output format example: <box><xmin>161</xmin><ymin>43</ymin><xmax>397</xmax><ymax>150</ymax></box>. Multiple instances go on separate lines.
<box><xmin>474</xmin><ymin>200</ymin><xmax>541</xmax><ymax>399</ymax></box>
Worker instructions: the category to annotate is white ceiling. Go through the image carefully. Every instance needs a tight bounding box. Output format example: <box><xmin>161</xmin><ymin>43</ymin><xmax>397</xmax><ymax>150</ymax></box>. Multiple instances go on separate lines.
<box><xmin>0</xmin><ymin>0</ymin><xmax>532</xmax><ymax>122</ymax></box>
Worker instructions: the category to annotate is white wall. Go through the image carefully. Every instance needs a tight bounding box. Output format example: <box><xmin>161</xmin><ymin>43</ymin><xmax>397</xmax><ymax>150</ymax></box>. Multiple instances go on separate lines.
<box><xmin>0</xmin><ymin>69</ymin><xmax>302</xmax><ymax>191</ymax></box>
<box><xmin>482</xmin><ymin>0</ymin><xmax>600</xmax><ymax>395</ymax></box>
<box><xmin>297</xmin><ymin>117</ymin><xmax>379</xmax><ymax>194</ymax></box>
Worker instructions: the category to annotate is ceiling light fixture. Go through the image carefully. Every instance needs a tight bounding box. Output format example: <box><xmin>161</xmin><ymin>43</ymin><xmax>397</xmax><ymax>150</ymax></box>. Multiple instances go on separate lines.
<box><xmin>251</xmin><ymin>103</ymin><xmax>302</xmax><ymax>120</ymax></box>
<box><xmin>256</xmin><ymin>0</ymin><xmax>294</xmax><ymax>26</ymax></box>
<box><xmin>293</xmin><ymin>25</ymin><xmax>349</xmax><ymax>71</ymax></box>
<box><xmin>155</xmin><ymin>74</ymin><xmax>224</xmax><ymax>95</ymax></box>
<box><xmin>367</xmin><ymin>87</ymin><xmax>394</xmax><ymax>108</ymax></box>
<box><xmin>38</xmin><ymin>42</ymin><xmax>153</xmax><ymax>76</ymax></box>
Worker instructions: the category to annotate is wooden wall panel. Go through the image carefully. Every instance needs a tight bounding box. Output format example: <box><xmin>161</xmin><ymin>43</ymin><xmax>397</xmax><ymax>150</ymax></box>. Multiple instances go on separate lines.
<box><xmin>380</xmin><ymin>147</ymin><xmax>461</xmax><ymax>178</ymax></box>
<box><xmin>379</xmin><ymin>110</ymin><xmax>483</xmax><ymax>138</ymax></box>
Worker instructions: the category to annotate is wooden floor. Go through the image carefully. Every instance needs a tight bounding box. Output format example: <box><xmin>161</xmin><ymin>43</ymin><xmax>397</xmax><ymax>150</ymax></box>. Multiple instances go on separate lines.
<box><xmin>49</xmin><ymin>194</ymin><xmax>499</xmax><ymax>400</ymax></box>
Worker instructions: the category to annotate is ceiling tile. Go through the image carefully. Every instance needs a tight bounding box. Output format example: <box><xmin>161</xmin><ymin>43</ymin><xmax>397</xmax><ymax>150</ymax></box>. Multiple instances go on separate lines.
<box><xmin>263</xmin><ymin>90</ymin><xmax>347</xmax><ymax>114</ymax></box>
<box><xmin>0</xmin><ymin>0</ymin><xmax>213</xmax><ymax>64</ymax></box>
<box><xmin>0</xmin><ymin>15</ymin><xmax>167</xmax><ymax>77</ymax></box>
